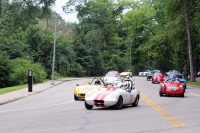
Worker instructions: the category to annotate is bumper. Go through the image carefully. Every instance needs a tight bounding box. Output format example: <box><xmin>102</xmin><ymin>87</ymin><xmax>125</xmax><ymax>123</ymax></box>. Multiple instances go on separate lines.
<box><xmin>75</xmin><ymin>93</ymin><xmax>85</xmax><ymax>100</ymax></box>
<box><xmin>162</xmin><ymin>89</ymin><xmax>184</xmax><ymax>95</ymax></box>
<box><xmin>86</xmin><ymin>99</ymin><xmax>117</xmax><ymax>107</ymax></box>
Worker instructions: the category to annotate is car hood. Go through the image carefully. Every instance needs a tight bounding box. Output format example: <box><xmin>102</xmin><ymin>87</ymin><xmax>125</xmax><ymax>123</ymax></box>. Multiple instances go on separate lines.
<box><xmin>85</xmin><ymin>88</ymin><xmax>119</xmax><ymax>100</ymax></box>
<box><xmin>120</xmin><ymin>72</ymin><xmax>131</xmax><ymax>75</ymax></box>
<box><xmin>164</xmin><ymin>82</ymin><xmax>181</xmax><ymax>86</ymax></box>
<box><xmin>104</xmin><ymin>77</ymin><xmax>118</xmax><ymax>81</ymax></box>
<box><xmin>74</xmin><ymin>85</ymin><xmax>102</xmax><ymax>94</ymax></box>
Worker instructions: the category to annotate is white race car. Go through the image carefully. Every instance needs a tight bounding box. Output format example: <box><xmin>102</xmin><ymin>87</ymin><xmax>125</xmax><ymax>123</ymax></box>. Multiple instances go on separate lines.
<box><xmin>84</xmin><ymin>79</ymin><xmax>140</xmax><ymax>110</ymax></box>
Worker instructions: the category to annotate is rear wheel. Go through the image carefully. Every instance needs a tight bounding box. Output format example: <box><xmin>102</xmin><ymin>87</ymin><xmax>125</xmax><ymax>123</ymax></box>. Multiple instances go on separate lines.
<box><xmin>159</xmin><ymin>90</ymin><xmax>163</xmax><ymax>97</ymax></box>
<box><xmin>74</xmin><ymin>94</ymin><xmax>78</xmax><ymax>100</ymax></box>
<box><xmin>132</xmin><ymin>95</ymin><xmax>139</xmax><ymax>107</ymax></box>
<box><xmin>85</xmin><ymin>101</ymin><xmax>93</xmax><ymax>110</ymax></box>
<box><xmin>114</xmin><ymin>96</ymin><xmax>123</xmax><ymax>110</ymax></box>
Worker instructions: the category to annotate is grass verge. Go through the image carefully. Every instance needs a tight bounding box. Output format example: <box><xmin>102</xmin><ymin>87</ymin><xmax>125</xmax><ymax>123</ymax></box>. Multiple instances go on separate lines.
<box><xmin>0</xmin><ymin>76</ymin><xmax>67</xmax><ymax>95</ymax></box>
<box><xmin>0</xmin><ymin>84</ymin><xmax>28</xmax><ymax>95</ymax></box>
<box><xmin>187</xmin><ymin>81</ymin><xmax>200</xmax><ymax>86</ymax></box>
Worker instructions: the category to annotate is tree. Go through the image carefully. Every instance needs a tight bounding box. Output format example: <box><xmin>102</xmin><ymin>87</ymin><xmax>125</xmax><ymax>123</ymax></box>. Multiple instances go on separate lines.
<box><xmin>39</xmin><ymin>0</ymin><xmax>56</xmax><ymax>29</ymax></box>
<box><xmin>0</xmin><ymin>56</ymin><xmax>11</xmax><ymax>88</ymax></box>
<box><xmin>162</xmin><ymin>0</ymin><xmax>196</xmax><ymax>81</ymax></box>
<box><xmin>122</xmin><ymin>1</ymin><xmax>156</xmax><ymax>73</ymax></box>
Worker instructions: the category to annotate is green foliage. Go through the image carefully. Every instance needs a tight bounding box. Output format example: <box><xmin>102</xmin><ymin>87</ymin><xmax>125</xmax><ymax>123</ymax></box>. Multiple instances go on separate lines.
<box><xmin>1</xmin><ymin>0</ymin><xmax>200</xmax><ymax>88</ymax></box>
<box><xmin>0</xmin><ymin>30</ymin><xmax>29</xmax><ymax>59</ymax></box>
<box><xmin>9</xmin><ymin>58</ymin><xmax>47</xmax><ymax>85</ymax></box>
<box><xmin>25</xmin><ymin>25</ymin><xmax>54</xmax><ymax>77</ymax></box>
<box><xmin>66</xmin><ymin>61</ymin><xmax>84</xmax><ymax>77</ymax></box>
<box><xmin>0</xmin><ymin>56</ymin><xmax>12</xmax><ymax>88</ymax></box>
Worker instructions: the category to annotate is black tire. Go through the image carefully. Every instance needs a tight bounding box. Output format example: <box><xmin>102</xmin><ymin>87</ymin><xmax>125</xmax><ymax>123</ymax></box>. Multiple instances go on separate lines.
<box><xmin>114</xmin><ymin>96</ymin><xmax>123</xmax><ymax>110</ymax></box>
<box><xmin>74</xmin><ymin>94</ymin><xmax>79</xmax><ymax>100</ymax></box>
<box><xmin>85</xmin><ymin>101</ymin><xmax>93</xmax><ymax>110</ymax></box>
<box><xmin>180</xmin><ymin>93</ymin><xmax>184</xmax><ymax>97</ymax></box>
<box><xmin>159</xmin><ymin>90</ymin><xmax>163</xmax><ymax>97</ymax></box>
<box><xmin>152</xmin><ymin>81</ymin><xmax>154</xmax><ymax>84</ymax></box>
<box><xmin>132</xmin><ymin>95</ymin><xmax>139</xmax><ymax>107</ymax></box>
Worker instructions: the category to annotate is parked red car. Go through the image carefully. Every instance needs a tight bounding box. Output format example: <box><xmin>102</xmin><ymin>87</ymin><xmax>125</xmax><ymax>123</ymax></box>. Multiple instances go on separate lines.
<box><xmin>151</xmin><ymin>72</ymin><xmax>165</xmax><ymax>84</ymax></box>
<box><xmin>159</xmin><ymin>80</ymin><xmax>186</xmax><ymax>97</ymax></box>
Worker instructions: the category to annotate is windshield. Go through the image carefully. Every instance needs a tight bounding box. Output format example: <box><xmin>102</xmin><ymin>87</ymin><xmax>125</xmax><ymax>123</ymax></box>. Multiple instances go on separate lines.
<box><xmin>154</xmin><ymin>72</ymin><xmax>163</xmax><ymax>76</ymax></box>
<box><xmin>105</xmin><ymin>73</ymin><xmax>118</xmax><ymax>77</ymax></box>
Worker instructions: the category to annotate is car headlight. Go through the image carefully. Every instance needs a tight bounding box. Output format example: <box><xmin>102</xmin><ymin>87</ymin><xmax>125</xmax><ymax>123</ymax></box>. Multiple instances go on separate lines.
<box><xmin>179</xmin><ymin>85</ymin><xmax>184</xmax><ymax>90</ymax></box>
<box><xmin>161</xmin><ymin>84</ymin><xmax>165</xmax><ymax>89</ymax></box>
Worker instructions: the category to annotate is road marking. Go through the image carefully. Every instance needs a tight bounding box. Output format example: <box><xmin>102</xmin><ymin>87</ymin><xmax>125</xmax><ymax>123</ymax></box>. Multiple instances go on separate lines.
<box><xmin>141</xmin><ymin>93</ymin><xmax>186</xmax><ymax>127</ymax></box>
<box><xmin>0</xmin><ymin>100</ymin><xmax>74</xmax><ymax>113</ymax></box>
<box><xmin>188</xmin><ymin>92</ymin><xmax>200</xmax><ymax>98</ymax></box>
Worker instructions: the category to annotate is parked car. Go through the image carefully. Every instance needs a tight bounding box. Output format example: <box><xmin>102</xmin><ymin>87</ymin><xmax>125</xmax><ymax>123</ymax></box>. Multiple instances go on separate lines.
<box><xmin>143</xmin><ymin>70</ymin><xmax>151</xmax><ymax>77</ymax></box>
<box><xmin>138</xmin><ymin>71</ymin><xmax>143</xmax><ymax>77</ymax></box>
<box><xmin>139</xmin><ymin>70</ymin><xmax>150</xmax><ymax>77</ymax></box>
<box><xmin>197</xmin><ymin>70</ymin><xmax>200</xmax><ymax>77</ymax></box>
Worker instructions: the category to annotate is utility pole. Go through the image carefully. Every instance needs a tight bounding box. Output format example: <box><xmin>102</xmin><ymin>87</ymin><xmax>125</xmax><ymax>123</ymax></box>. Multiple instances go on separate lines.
<box><xmin>51</xmin><ymin>16</ymin><xmax>57</xmax><ymax>85</ymax></box>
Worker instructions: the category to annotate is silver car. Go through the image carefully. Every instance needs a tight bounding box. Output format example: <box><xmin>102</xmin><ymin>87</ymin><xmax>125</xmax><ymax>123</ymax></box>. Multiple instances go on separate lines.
<box><xmin>103</xmin><ymin>73</ymin><xmax>119</xmax><ymax>85</ymax></box>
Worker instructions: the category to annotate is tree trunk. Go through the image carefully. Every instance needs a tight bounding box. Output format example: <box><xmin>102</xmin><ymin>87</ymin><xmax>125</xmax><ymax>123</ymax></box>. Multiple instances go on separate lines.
<box><xmin>46</xmin><ymin>10</ymin><xmax>49</xmax><ymax>29</ymax></box>
<box><xmin>185</xmin><ymin>12</ymin><xmax>195</xmax><ymax>81</ymax></box>
<box><xmin>0</xmin><ymin>0</ymin><xmax>2</xmax><ymax>16</ymax></box>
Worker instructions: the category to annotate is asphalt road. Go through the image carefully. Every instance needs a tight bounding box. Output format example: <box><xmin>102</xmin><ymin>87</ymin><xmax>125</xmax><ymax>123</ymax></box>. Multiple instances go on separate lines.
<box><xmin>0</xmin><ymin>77</ymin><xmax>200</xmax><ymax>133</ymax></box>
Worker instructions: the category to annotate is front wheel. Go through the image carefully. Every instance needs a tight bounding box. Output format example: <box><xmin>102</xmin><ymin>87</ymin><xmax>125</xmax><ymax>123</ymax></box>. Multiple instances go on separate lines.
<box><xmin>159</xmin><ymin>90</ymin><xmax>163</xmax><ymax>97</ymax></box>
<box><xmin>114</xmin><ymin>96</ymin><xmax>123</xmax><ymax>110</ymax></box>
<box><xmin>132</xmin><ymin>95</ymin><xmax>139</xmax><ymax>107</ymax></box>
<box><xmin>85</xmin><ymin>101</ymin><xmax>93</xmax><ymax>110</ymax></box>
<box><xmin>180</xmin><ymin>93</ymin><xmax>184</xmax><ymax>97</ymax></box>
<box><xmin>74</xmin><ymin>94</ymin><xmax>78</xmax><ymax>100</ymax></box>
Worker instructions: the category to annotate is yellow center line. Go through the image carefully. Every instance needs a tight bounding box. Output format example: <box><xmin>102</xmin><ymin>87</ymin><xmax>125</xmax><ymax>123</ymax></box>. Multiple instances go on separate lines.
<box><xmin>141</xmin><ymin>92</ymin><xmax>186</xmax><ymax>127</ymax></box>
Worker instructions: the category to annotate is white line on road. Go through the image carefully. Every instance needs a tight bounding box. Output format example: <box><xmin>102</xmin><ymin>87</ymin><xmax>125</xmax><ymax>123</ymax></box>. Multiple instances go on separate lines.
<box><xmin>188</xmin><ymin>92</ymin><xmax>200</xmax><ymax>98</ymax></box>
<box><xmin>0</xmin><ymin>100</ymin><xmax>74</xmax><ymax>113</ymax></box>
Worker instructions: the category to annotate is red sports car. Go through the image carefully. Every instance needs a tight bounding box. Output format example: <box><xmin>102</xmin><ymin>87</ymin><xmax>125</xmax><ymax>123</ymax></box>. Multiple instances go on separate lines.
<box><xmin>151</xmin><ymin>72</ymin><xmax>165</xmax><ymax>84</ymax></box>
<box><xmin>159</xmin><ymin>81</ymin><xmax>186</xmax><ymax>97</ymax></box>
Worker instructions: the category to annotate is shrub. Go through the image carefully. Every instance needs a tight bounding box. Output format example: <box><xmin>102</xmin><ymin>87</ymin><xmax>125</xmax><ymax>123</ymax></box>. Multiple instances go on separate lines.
<box><xmin>9</xmin><ymin>58</ymin><xmax>47</xmax><ymax>85</ymax></box>
<box><xmin>0</xmin><ymin>56</ymin><xmax>12</xmax><ymax>88</ymax></box>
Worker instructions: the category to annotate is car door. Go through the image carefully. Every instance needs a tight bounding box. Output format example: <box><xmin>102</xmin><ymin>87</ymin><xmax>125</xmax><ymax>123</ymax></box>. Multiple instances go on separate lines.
<box><xmin>122</xmin><ymin>90</ymin><xmax>135</xmax><ymax>105</ymax></box>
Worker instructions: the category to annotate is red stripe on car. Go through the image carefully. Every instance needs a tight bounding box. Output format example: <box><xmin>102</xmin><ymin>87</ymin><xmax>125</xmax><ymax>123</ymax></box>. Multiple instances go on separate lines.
<box><xmin>112</xmin><ymin>88</ymin><xmax>116</xmax><ymax>91</ymax></box>
<box><xmin>94</xmin><ymin>93</ymin><xmax>102</xmax><ymax>100</ymax></box>
<box><xmin>100</xmin><ymin>93</ymin><xmax>108</xmax><ymax>100</ymax></box>
<box><xmin>107</xmin><ymin>88</ymin><xmax>111</xmax><ymax>91</ymax></box>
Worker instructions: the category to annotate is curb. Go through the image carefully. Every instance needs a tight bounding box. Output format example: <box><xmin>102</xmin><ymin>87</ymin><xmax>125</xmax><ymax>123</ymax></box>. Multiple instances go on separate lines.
<box><xmin>0</xmin><ymin>78</ymin><xmax>80</xmax><ymax>105</ymax></box>
<box><xmin>187</xmin><ymin>84</ymin><xmax>200</xmax><ymax>89</ymax></box>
